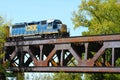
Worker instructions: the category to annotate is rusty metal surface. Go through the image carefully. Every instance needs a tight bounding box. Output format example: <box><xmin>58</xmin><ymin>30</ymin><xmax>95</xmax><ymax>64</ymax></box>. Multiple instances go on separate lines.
<box><xmin>4</xmin><ymin>34</ymin><xmax>120</xmax><ymax>73</ymax></box>
<box><xmin>8</xmin><ymin>67</ymin><xmax>120</xmax><ymax>73</ymax></box>
<box><xmin>4</xmin><ymin>34</ymin><xmax>120</xmax><ymax>46</ymax></box>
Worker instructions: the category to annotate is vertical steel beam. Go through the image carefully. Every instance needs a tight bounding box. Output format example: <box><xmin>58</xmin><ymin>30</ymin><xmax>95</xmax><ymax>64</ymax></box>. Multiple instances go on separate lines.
<box><xmin>19</xmin><ymin>46</ymin><xmax>24</xmax><ymax>67</ymax></box>
<box><xmin>112</xmin><ymin>48</ymin><xmax>115</xmax><ymax>66</ymax></box>
<box><xmin>39</xmin><ymin>45</ymin><xmax>43</xmax><ymax>61</ymax></box>
<box><xmin>84</xmin><ymin>43</ymin><xmax>88</xmax><ymax>60</ymax></box>
<box><xmin>60</xmin><ymin>50</ymin><xmax>63</xmax><ymax>66</ymax></box>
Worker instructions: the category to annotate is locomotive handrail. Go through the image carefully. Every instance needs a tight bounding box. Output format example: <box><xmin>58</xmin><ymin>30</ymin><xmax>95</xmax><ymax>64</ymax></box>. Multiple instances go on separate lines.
<box><xmin>4</xmin><ymin>34</ymin><xmax>120</xmax><ymax>46</ymax></box>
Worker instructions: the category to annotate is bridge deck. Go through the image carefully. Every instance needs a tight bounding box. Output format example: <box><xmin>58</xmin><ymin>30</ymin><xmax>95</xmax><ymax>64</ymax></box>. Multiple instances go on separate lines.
<box><xmin>5</xmin><ymin>34</ymin><xmax>120</xmax><ymax>46</ymax></box>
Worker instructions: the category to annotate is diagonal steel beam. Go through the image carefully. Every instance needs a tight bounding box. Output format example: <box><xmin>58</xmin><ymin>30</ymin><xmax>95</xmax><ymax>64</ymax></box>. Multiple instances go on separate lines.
<box><xmin>69</xmin><ymin>47</ymin><xmax>81</xmax><ymax>65</ymax></box>
<box><xmin>10</xmin><ymin>46</ymin><xmax>18</xmax><ymax>60</ymax></box>
<box><xmin>45</xmin><ymin>48</ymin><xmax>56</xmax><ymax>62</ymax></box>
<box><xmin>92</xmin><ymin>41</ymin><xmax>120</xmax><ymax>64</ymax></box>
<box><xmin>91</xmin><ymin>44</ymin><xmax>106</xmax><ymax>63</ymax></box>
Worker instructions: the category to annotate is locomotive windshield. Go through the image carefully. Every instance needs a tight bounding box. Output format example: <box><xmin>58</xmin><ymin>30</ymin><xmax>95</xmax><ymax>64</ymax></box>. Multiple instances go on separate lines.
<box><xmin>53</xmin><ymin>20</ymin><xmax>62</xmax><ymax>29</ymax></box>
<box><xmin>54</xmin><ymin>20</ymin><xmax>62</xmax><ymax>24</ymax></box>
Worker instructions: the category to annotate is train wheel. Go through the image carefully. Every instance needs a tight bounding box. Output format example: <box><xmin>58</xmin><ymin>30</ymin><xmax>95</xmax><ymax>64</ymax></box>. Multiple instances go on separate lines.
<box><xmin>48</xmin><ymin>34</ymin><xmax>52</xmax><ymax>39</ymax></box>
<box><xmin>53</xmin><ymin>34</ymin><xmax>56</xmax><ymax>38</ymax></box>
<box><xmin>12</xmin><ymin>37</ymin><xmax>15</xmax><ymax>41</ymax></box>
<box><xmin>6</xmin><ymin>37</ymin><xmax>11</xmax><ymax>42</ymax></box>
<box><xmin>44</xmin><ymin>34</ymin><xmax>48</xmax><ymax>39</ymax></box>
<box><xmin>53</xmin><ymin>34</ymin><xmax>58</xmax><ymax>38</ymax></box>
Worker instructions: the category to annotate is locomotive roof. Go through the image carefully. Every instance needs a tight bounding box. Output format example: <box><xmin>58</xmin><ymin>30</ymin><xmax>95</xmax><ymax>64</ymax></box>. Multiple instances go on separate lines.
<box><xmin>12</xmin><ymin>19</ymin><xmax>62</xmax><ymax>27</ymax></box>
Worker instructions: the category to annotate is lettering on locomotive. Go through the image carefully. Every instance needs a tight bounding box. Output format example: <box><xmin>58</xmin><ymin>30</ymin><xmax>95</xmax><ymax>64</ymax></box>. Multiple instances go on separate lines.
<box><xmin>26</xmin><ymin>25</ymin><xmax>37</xmax><ymax>31</ymax></box>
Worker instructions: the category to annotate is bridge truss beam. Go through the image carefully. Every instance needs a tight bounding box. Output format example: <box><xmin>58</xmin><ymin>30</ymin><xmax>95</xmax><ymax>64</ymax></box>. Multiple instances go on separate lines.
<box><xmin>4</xmin><ymin>34</ymin><xmax>120</xmax><ymax>73</ymax></box>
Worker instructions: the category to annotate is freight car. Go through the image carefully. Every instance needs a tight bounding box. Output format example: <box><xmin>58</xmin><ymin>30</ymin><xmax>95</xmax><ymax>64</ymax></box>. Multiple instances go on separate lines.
<box><xmin>7</xmin><ymin>19</ymin><xmax>69</xmax><ymax>41</ymax></box>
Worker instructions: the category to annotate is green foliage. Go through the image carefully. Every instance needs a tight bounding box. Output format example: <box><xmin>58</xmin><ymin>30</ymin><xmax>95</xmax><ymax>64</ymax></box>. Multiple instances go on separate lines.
<box><xmin>16</xmin><ymin>72</ymin><xmax>24</xmax><ymax>80</ymax></box>
<box><xmin>85</xmin><ymin>73</ymin><xmax>104</xmax><ymax>80</ymax></box>
<box><xmin>72</xmin><ymin>0</ymin><xmax>120</xmax><ymax>35</ymax></box>
<box><xmin>0</xmin><ymin>16</ymin><xmax>11</xmax><ymax>78</ymax></box>
<box><xmin>104</xmin><ymin>74</ymin><xmax>120</xmax><ymax>80</ymax></box>
<box><xmin>85</xmin><ymin>73</ymin><xmax>120</xmax><ymax>80</ymax></box>
<box><xmin>0</xmin><ymin>16</ymin><xmax>10</xmax><ymax>59</ymax></box>
<box><xmin>115</xmin><ymin>58</ymin><xmax>120</xmax><ymax>66</ymax></box>
<box><xmin>53</xmin><ymin>72</ymin><xmax>82</xmax><ymax>80</ymax></box>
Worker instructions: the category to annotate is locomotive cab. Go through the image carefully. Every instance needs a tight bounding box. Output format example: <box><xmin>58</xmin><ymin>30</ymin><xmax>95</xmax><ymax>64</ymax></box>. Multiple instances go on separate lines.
<box><xmin>47</xmin><ymin>19</ymin><xmax>62</xmax><ymax>29</ymax></box>
<box><xmin>47</xmin><ymin>19</ymin><xmax>69</xmax><ymax>37</ymax></box>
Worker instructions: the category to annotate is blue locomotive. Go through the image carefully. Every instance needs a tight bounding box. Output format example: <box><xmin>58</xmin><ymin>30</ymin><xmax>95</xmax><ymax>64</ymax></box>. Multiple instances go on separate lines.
<box><xmin>8</xmin><ymin>19</ymin><xmax>69</xmax><ymax>41</ymax></box>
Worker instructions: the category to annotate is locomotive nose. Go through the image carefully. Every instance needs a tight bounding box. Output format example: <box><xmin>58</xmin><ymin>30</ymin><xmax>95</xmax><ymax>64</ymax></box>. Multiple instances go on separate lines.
<box><xmin>60</xmin><ymin>24</ymin><xmax>67</xmax><ymax>33</ymax></box>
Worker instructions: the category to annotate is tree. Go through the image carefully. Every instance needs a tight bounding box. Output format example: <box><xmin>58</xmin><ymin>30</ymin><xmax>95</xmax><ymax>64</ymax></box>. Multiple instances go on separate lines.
<box><xmin>0</xmin><ymin>16</ymin><xmax>10</xmax><ymax>79</ymax></box>
<box><xmin>72</xmin><ymin>0</ymin><xmax>120</xmax><ymax>35</ymax></box>
<box><xmin>72</xmin><ymin>0</ymin><xmax>120</xmax><ymax>80</ymax></box>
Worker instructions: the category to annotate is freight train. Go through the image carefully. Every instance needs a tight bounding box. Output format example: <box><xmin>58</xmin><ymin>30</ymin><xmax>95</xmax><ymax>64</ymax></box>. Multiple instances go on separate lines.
<box><xmin>7</xmin><ymin>19</ymin><xmax>69</xmax><ymax>41</ymax></box>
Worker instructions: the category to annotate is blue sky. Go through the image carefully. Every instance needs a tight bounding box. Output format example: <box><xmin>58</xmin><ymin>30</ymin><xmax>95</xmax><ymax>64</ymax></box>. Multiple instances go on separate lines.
<box><xmin>0</xmin><ymin>0</ymin><xmax>87</xmax><ymax>36</ymax></box>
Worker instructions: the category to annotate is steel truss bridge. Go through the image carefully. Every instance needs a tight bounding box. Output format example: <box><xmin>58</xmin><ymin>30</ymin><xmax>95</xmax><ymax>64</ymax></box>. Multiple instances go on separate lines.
<box><xmin>4</xmin><ymin>34</ymin><xmax>120</xmax><ymax>73</ymax></box>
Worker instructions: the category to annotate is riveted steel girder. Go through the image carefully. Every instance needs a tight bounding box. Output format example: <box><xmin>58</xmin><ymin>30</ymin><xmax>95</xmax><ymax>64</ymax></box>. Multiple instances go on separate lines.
<box><xmin>4</xmin><ymin>34</ymin><xmax>120</xmax><ymax>73</ymax></box>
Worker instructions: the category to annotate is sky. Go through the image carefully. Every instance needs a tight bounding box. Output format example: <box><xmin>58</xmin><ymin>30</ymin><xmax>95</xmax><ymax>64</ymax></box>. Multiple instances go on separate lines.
<box><xmin>0</xmin><ymin>0</ymin><xmax>87</xmax><ymax>36</ymax></box>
